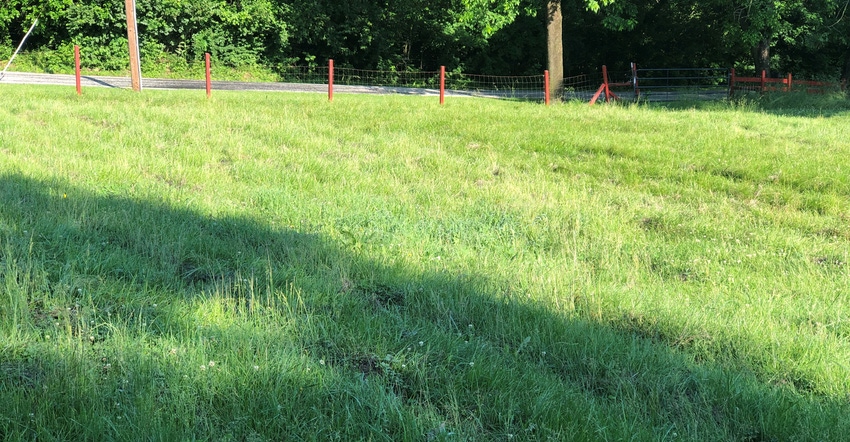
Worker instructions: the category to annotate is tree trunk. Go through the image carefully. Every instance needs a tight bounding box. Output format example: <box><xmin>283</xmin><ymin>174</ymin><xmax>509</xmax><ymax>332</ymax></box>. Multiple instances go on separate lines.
<box><xmin>753</xmin><ymin>38</ymin><xmax>771</xmax><ymax>77</ymax></box>
<box><xmin>843</xmin><ymin>51</ymin><xmax>850</xmax><ymax>84</ymax></box>
<box><xmin>546</xmin><ymin>0</ymin><xmax>563</xmax><ymax>100</ymax></box>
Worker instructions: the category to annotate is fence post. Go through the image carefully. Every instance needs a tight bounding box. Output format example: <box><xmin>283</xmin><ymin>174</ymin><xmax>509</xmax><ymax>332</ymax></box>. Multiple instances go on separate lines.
<box><xmin>544</xmin><ymin>70</ymin><xmax>550</xmax><ymax>105</ymax></box>
<box><xmin>74</xmin><ymin>45</ymin><xmax>82</xmax><ymax>96</ymax></box>
<box><xmin>760</xmin><ymin>70</ymin><xmax>766</xmax><ymax>94</ymax></box>
<box><xmin>631</xmin><ymin>62</ymin><xmax>639</xmax><ymax>100</ymax></box>
<box><xmin>602</xmin><ymin>65</ymin><xmax>611</xmax><ymax>102</ymax></box>
<box><xmin>205</xmin><ymin>53</ymin><xmax>212</xmax><ymax>98</ymax></box>
<box><xmin>328</xmin><ymin>59</ymin><xmax>334</xmax><ymax>102</ymax></box>
<box><xmin>786</xmin><ymin>73</ymin><xmax>792</xmax><ymax>92</ymax></box>
<box><xmin>440</xmin><ymin>66</ymin><xmax>445</xmax><ymax>105</ymax></box>
<box><xmin>728</xmin><ymin>68</ymin><xmax>735</xmax><ymax>97</ymax></box>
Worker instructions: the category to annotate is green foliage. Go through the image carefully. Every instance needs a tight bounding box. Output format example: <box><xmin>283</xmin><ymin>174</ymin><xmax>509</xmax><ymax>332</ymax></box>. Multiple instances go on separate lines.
<box><xmin>0</xmin><ymin>4</ymin><xmax>16</xmax><ymax>46</ymax></box>
<box><xmin>1</xmin><ymin>0</ymin><xmax>290</xmax><ymax>72</ymax></box>
<box><xmin>454</xmin><ymin>0</ymin><xmax>529</xmax><ymax>38</ymax></box>
<box><xmin>583</xmin><ymin>0</ymin><xmax>850</xmax><ymax>79</ymax></box>
<box><xmin>1</xmin><ymin>0</ymin><xmax>848</xmax><ymax>78</ymax></box>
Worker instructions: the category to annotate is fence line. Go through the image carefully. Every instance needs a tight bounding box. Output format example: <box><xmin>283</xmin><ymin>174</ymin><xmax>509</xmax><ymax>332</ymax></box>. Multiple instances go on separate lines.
<box><xmin>589</xmin><ymin>64</ymin><xmax>847</xmax><ymax>104</ymax></box>
<box><xmin>211</xmin><ymin>62</ymin><xmax>552</xmax><ymax>100</ymax></box>
<box><xmin>52</xmin><ymin>49</ymin><xmax>850</xmax><ymax>103</ymax></box>
<box><xmin>730</xmin><ymin>69</ymin><xmax>846</xmax><ymax>95</ymax></box>
<box><xmin>633</xmin><ymin>66</ymin><xmax>729</xmax><ymax>102</ymax></box>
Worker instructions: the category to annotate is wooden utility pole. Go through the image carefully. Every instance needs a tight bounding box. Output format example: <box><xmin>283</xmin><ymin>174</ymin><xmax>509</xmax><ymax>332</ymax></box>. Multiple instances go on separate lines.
<box><xmin>125</xmin><ymin>0</ymin><xmax>142</xmax><ymax>91</ymax></box>
<box><xmin>546</xmin><ymin>0</ymin><xmax>563</xmax><ymax>100</ymax></box>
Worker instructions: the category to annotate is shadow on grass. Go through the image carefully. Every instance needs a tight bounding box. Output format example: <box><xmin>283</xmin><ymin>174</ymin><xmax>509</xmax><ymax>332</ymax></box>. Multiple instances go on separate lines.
<box><xmin>645</xmin><ymin>91</ymin><xmax>850</xmax><ymax>118</ymax></box>
<box><xmin>1</xmin><ymin>173</ymin><xmax>848</xmax><ymax>440</ymax></box>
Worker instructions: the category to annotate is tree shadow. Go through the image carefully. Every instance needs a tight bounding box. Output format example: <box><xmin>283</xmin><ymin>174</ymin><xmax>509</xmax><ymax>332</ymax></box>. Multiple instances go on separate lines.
<box><xmin>1</xmin><ymin>173</ymin><xmax>848</xmax><ymax>440</ymax></box>
<box><xmin>646</xmin><ymin>92</ymin><xmax>850</xmax><ymax>118</ymax></box>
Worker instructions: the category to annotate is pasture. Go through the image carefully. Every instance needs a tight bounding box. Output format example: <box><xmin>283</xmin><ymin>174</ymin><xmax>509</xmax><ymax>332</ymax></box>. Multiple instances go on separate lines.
<box><xmin>1</xmin><ymin>86</ymin><xmax>849</xmax><ymax>440</ymax></box>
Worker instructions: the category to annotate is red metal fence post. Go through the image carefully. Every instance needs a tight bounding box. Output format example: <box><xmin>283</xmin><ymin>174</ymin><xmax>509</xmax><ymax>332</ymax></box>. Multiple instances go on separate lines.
<box><xmin>602</xmin><ymin>65</ymin><xmax>611</xmax><ymax>102</ymax></box>
<box><xmin>760</xmin><ymin>70</ymin><xmax>766</xmax><ymax>94</ymax></box>
<box><xmin>74</xmin><ymin>45</ymin><xmax>81</xmax><ymax>96</ymax></box>
<box><xmin>440</xmin><ymin>66</ymin><xmax>446</xmax><ymax>105</ymax></box>
<box><xmin>205</xmin><ymin>53</ymin><xmax>212</xmax><ymax>98</ymax></box>
<box><xmin>328</xmin><ymin>59</ymin><xmax>334</xmax><ymax>102</ymax></box>
<box><xmin>544</xmin><ymin>70</ymin><xmax>550</xmax><ymax>105</ymax></box>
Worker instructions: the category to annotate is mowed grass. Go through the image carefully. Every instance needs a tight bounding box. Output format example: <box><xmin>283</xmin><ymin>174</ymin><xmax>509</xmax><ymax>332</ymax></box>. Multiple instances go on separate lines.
<box><xmin>1</xmin><ymin>85</ymin><xmax>849</xmax><ymax>441</ymax></box>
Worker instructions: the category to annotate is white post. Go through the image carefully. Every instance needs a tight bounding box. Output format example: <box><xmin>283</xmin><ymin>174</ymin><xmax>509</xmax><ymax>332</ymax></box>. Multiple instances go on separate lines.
<box><xmin>0</xmin><ymin>19</ymin><xmax>39</xmax><ymax>81</ymax></box>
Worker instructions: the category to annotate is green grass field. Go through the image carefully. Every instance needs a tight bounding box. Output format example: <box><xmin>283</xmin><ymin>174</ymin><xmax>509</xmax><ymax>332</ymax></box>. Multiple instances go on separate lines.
<box><xmin>1</xmin><ymin>85</ymin><xmax>849</xmax><ymax>441</ymax></box>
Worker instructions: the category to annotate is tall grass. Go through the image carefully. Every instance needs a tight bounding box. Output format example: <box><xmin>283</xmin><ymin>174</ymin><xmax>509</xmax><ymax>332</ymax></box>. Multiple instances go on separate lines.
<box><xmin>1</xmin><ymin>85</ymin><xmax>849</xmax><ymax>440</ymax></box>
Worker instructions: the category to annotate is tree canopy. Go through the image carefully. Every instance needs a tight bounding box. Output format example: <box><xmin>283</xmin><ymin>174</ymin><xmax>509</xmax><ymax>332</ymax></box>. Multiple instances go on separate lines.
<box><xmin>1</xmin><ymin>0</ymin><xmax>848</xmax><ymax>79</ymax></box>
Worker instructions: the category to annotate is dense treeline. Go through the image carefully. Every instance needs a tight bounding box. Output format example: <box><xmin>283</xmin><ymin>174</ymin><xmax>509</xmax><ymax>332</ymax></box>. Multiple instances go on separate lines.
<box><xmin>1</xmin><ymin>0</ymin><xmax>848</xmax><ymax>79</ymax></box>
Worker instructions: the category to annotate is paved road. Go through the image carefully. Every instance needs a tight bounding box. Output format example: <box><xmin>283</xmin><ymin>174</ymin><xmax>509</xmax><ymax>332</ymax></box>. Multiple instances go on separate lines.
<box><xmin>4</xmin><ymin>71</ymin><xmax>730</xmax><ymax>102</ymax></box>
<box><xmin>0</xmin><ymin>71</ymin><xmax>544</xmax><ymax>99</ymax></box>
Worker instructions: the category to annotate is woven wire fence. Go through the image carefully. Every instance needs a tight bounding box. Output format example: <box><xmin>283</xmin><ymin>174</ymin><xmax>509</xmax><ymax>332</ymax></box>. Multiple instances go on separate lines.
<box><xmin>336</xmin><ymin>68</ymin><xmax>442</xmax><ymax>88</ymax></box>
<box><xmin>271</xmin><ymin>65</ymin><xmax>607</xmax><ymax>101</ymax></box>
<box><xmin>277</xmin><ymin>65</ymin><xmax>329</xmax><ymax>84</ymax></box>
<box><xmin>271</xmin><ymin>64</ymin><xmax>837</xmax><ymax>103</ymax></box>
<box><xmin>444</xmin><ymin>72</ymin><xmax>605</xmax><ymax>100</ymax></box>
<box><xmin>634</xmin><ymin>67</ymin><xmax>730</xmax><ymax>101</ymax></box>
<box><xmin>445</xmin><ymin>72</ymin><xmax>543</xmax><ymax>99</ymax></box>
<box><xmin>562</xmin><ymin>73</ymin><xmax>598</xmax><ymax>101</ymax></box>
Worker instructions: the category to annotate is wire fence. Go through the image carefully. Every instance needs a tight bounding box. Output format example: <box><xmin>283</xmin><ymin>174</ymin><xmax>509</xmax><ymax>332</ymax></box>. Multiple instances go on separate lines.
<box><xmin>445</xmin><ymin>72</ymin><xmax>546</xmax><ymax>99</ymax></box>
<box><xmin>271</xmin><ymin>66</ymin><xmax>611</xmax><ymax>101</ymax></box>
<box><xmin>276</xmin><ymin>65</ymin><xmax>553</xmax><ymax>99</ymax></box>
<box><xmin>276</xmin><ymin>65</ymin><xmax>329</xmax><ymax>84</ymax></box>
<box><xmin>634</xmin><ymin>67</ymin><xmax>730</xmax><ymax>102</ymax></box>
<box><xmin>7</xmin><ymin>49</ymin><xmax>845</xmax><ymax>103</ymax></box>
<box><xmin>590</xmin><ymin>65</ymin><xmax>846</xmax><ymax>103</ymax></box>
<box><xmin>228</xmin><ymin>64</ymin><xmax>849</xmax><ymax>102</ymax></box>
<box><xmin>341</xmin><ymin>68</ymin><xmax>440</xmax><ymax>88</ymax></box>
<box><xmin>562</xmin><ymin>73</ymin><xmax>598</xmax><ymax>101</ymax></box>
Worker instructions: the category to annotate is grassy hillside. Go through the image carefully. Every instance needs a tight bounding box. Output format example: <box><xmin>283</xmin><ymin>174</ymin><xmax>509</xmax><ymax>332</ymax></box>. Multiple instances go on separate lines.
<box><xmin>1</xmin><ymin>86</ymin><xmax>849</xmax><ymax>441</ymax></box>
